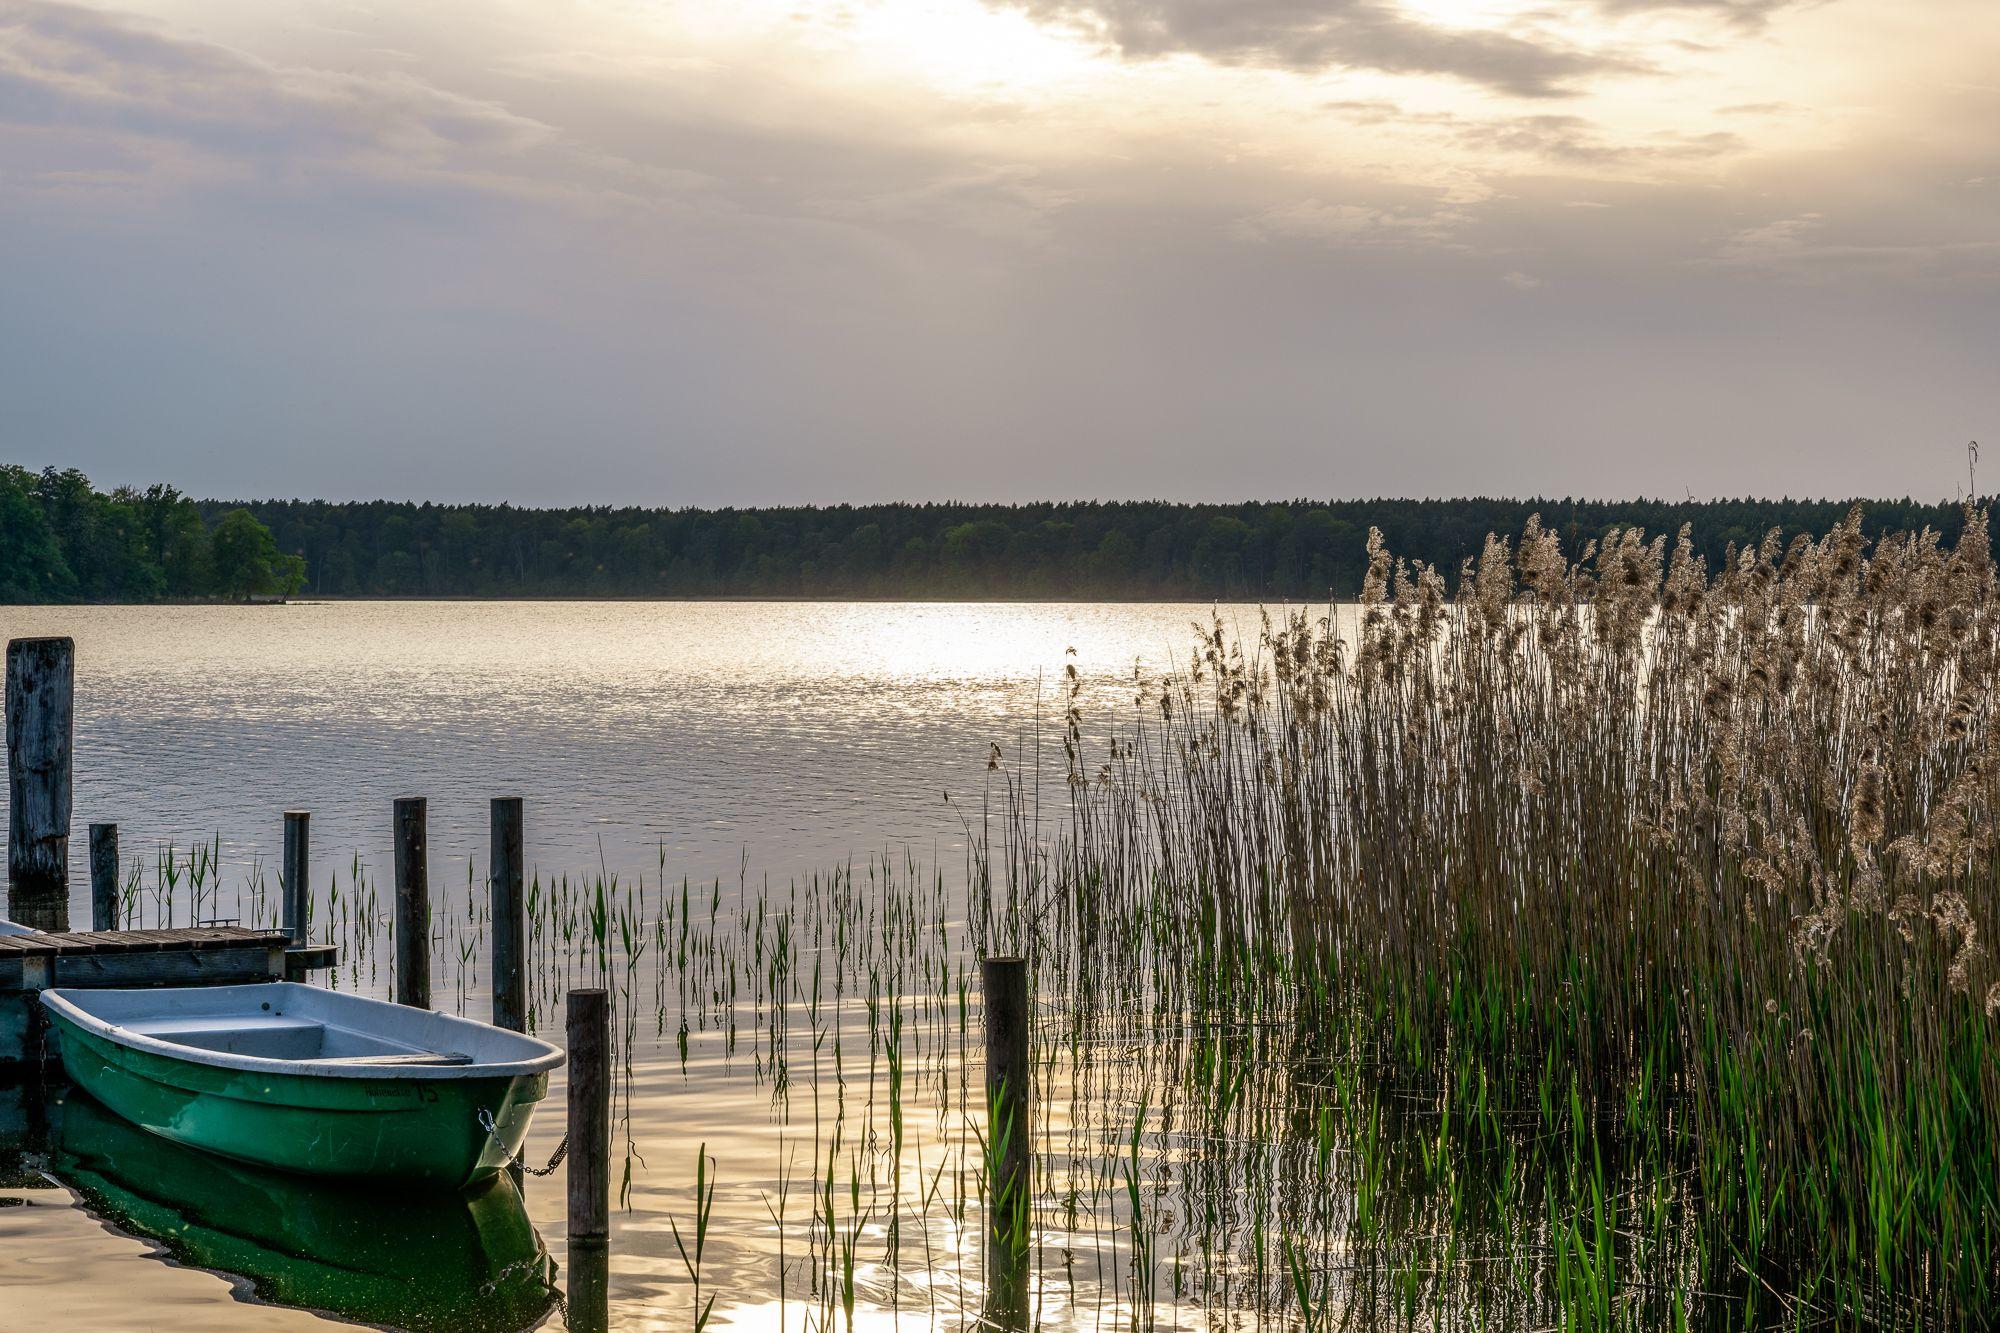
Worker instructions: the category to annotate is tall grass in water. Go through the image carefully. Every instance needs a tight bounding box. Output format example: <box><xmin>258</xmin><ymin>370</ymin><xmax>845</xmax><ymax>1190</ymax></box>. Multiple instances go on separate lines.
<box><xmin>1044</xmin><ymin>507</ymin><xmax>2000</xmax><ymax>1324</ymax></box>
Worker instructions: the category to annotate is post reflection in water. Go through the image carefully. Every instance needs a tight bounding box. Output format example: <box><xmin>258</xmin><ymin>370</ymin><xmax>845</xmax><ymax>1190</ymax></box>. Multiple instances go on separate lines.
<box><xmin>566</xmin><ymin>1240</ymin><xmax>609</xmax><ymax>1333</ymax></box>
<box><xmin>52</xmin><ymin>1089</ymin><xmax>559</xmax><ymax>1332</ymax></box>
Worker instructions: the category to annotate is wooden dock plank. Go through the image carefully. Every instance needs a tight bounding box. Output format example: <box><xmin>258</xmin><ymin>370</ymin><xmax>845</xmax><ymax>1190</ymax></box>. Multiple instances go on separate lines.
<box><xmin>54</xmin><ymin>946</ymin><xmax>282</xmax><ymax>988</ymax></box>
<box><xmin>0</xmin><ymin>926</ymin><xmax>290</xmax><ymax>960</ymax></box>
<box><xmin>2</xmin><ymin>925</ymin><xmax>315</xmax><ymax>1066</ymax></box>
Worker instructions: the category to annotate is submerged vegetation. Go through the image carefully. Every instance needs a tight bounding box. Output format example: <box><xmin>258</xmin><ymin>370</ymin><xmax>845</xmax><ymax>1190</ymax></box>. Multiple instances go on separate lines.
<box><xmin>52</xmin><ymin>505</ymin><xmax>2000</xmax><ymax>1329</ymax></box>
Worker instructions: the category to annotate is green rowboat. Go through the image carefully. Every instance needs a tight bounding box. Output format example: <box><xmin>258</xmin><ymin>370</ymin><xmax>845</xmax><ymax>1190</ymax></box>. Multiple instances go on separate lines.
<box><xmin>41</xmin><ymin>981</ymin><xmax>563</xmax><ymax>1186</ymax></box>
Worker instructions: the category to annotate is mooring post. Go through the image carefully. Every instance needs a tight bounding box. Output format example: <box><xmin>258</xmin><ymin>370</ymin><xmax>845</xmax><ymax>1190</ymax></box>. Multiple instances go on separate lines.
<box><xmin>88</xmin><ymin>823</ymin><xmax>119</xmax><ymax>931</ymax></box>
<box><xmin>491</xmin><ymin>797</ymin><xmax>527</xmax><ymax>1033</ymax></box>
<box><xmin>393</xmin><ymin>796</ymin><xmax>430</xmax><ymax>1008</ymax></box>
<box><xmin>982</xmin><ymin>952</ymin><xmax>1032</xmax><ymax>1322</ymax></box>
<box><xmin>6</xmin><ymin>637</ymin><xmax>74</xmax><ymax>932</ymax></box>
<box><xmin>282</xmin><ymin>810</ymin><xmax>310</xmax><ymax>944</ymax></box>
<box><xmin>568</xmin><ymin>987</ymin><xmax>611</xmax><ymax>1248</ymax></box>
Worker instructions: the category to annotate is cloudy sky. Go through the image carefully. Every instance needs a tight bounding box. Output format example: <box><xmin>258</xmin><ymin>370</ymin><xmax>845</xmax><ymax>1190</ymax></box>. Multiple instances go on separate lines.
<box><xmin>1</xmin><ymin>0</ymin><xmax>1994</xmax><ymax>504</ymax></box>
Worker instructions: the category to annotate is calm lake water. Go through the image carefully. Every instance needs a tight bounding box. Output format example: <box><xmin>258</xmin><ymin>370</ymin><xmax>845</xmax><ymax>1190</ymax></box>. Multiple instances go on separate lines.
<box><xmin>2</xmin><ymin>600</ymin><xmax>1286</xmax><ymax>1333</ymax></box>
<box><xmin>0</xmin><ymin>600</ymin><xmax>1252</xmax><ymax>898</ymax></box>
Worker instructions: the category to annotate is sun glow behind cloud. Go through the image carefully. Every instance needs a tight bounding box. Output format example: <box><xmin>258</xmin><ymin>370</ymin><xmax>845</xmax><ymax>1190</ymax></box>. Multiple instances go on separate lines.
<box><xmin>832</xmin><ymin>0</ymin><xmax>1105</xmax><ymax>93</ymax></box>
<box><xmin>99</xmin><ymin>0</ymin><xmax>1912</xmax><ymax>194</ymax></box>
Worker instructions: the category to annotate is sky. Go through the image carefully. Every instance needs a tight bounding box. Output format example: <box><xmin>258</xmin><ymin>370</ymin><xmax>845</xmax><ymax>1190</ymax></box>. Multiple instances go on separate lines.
<box><xmin>0</xmin><ymin>0</ymin><xmax>1994</xmax><ymax>506</ymax></box>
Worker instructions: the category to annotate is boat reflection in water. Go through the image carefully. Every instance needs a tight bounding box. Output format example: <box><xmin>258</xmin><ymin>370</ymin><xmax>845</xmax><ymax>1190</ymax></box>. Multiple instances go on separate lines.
<box><xmin>54</xmin><ymin>1090</ymin><xmax>560</xmax><ymax>1332</ymax></box>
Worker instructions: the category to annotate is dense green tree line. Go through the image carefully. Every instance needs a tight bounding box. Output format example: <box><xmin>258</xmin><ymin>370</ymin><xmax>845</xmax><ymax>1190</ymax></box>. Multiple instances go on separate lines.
<box><xmin>0</xmin><ymin>466</ymin><xmax>304</xmax><ymax>602</ymax></box>
<box><xmin>2</xmin><ymin>464</ymin><xmax>1987</xmax><ymax>602</ymax></box>
<box><xmin>217</xmin><ymin>493</ymin><xmax>1994</xmax><ymax>601</ymax></box>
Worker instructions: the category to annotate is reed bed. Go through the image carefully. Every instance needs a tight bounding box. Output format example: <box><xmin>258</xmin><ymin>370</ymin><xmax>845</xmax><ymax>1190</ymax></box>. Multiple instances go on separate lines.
<box><xmin>1030</xmin><ymin>506</ymin><xmax>2000</xmax><ymax>1327</ymax></box>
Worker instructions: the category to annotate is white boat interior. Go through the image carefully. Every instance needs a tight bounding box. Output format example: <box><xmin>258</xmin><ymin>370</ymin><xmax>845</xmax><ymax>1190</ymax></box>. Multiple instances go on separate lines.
<box><xmin>42</xmin><ymin>982</ymin><xmax>564</xmax><ymax>1080</ymax></box>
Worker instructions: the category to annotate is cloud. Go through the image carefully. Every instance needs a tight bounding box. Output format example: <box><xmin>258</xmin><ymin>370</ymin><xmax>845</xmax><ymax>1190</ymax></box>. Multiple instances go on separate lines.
<box><xmin>0</xmin><ymin>1</ymin><xmax>553</xmax><ymax>188</ymax></box>
<box><xmin>1324</xmin><ymin>101</ymin><xmax>1747</xmax><ymax>171</ymax></box>
<box><xmin>807</xmin><ymin>165</ymin><xmax>1076</xmax><ymax>243</ymax></box>
<box><xmin>1453</xmin><ymin>114</ymin><xmax>1744</xmax><ymax>166</ymax></box>
<box><xmin>995</xmin><ymin>0</ymin><xmax>1638</xmax><ymax>97</ymax></box>
<box><xmin>1716</xmin><ymin>212</ymin><xmax>1824</xmax><ymax>262</ymax></box>
<box><xmin>1593</xmin><ymin>0</ymin><xmax>1803</xmax><ymax>25</ymax></box>
<box><xmin>1231</xmin><ymin>197</ymin><xmax>1472</xmax><ymax>248</ymax></box>
<box><xmin>1712</xmin><ymin>213</ymin><xmax>2000</xmax><ymax>280</ymax></box>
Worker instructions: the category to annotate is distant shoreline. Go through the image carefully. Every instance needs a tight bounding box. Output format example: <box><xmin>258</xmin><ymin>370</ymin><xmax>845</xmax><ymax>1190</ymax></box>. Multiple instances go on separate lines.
<box><xmin>6</xmin><ymin>468</ymin><xmax>1990</xmax><ymax>606</ymax></box>
<box><xmin>3</xmin><ymin>592</ymin><xmax>1295</xmax><ymax>607</ymax></box>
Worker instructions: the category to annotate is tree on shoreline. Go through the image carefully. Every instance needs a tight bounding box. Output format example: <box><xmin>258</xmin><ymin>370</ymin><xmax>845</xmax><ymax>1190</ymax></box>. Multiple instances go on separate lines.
<box><xmin>0</xmin><ymin>466</ymin><xmax>301</xmax><ymax>602</ymax></box>
<box><xmin>209</xmin><ymin>507</ymin><xmax>307</xmax><ymax>600</ymax></box>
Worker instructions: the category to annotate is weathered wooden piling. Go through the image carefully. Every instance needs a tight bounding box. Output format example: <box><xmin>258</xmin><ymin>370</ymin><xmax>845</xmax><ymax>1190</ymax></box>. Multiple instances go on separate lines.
<box><xmin>565</xmin><ymin>963</ymin><xmax>613</xmax><ymax>1333</ymax></box>
<box><xmin>982</xmin><ymin>955</ymin><xmax>1032</xmax><ymax>1324</ymax></box>
<box><xmin>491</xmin><ymin>797</ymin><xmax>526</xmax><ymax>1033</ymax></box>
<box><xmin>282</xmin><ymin>810</ymin><xmax>310</xmax><ymax>944</ymax></box>
<box><xmin>393</xmin><ymin>796</ymin><xmax>430</xmax><ymax>1009</ymax></box>
<box><xmin>567</xmin><ymin>987</ymin><xmax>611</xmax><ymax>1248</ymax></box>
<box><xmin>6</xmin><ymin>637</ymin><xmax>74</xmax><ymax>931</ymax></box>
<box><xmin>88</xmin><ymin>823</ymin><xmax>119</xmax><ymax>931</ymax></box>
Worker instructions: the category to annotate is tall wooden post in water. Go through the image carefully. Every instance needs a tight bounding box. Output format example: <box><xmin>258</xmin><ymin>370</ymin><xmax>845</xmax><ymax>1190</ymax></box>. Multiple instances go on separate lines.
<box><xmin>982</xmin><ymin>954</ymin><xmax>1032</xmax><ymax>1325</ymax></box>
<box><xmin>393</xmin><ymin>796</ymin><xmax>430</xmax><ymax>1008</ymax></box>
<box><xmin>568</xmin><ymin>988</ymin><xmax>611</xmax><ymax>1246</ymax></box>
<box><xmin>7</xmin><ymin>637</ymin><xmax>74</xmax><ymax>932</ymax></box>
<box><xmin>491</xmin><ymin>797</ymin><xmax>527</xmax><ymax>1033</ymax></box>
<box><xmin>566</xmin><ymin>989</ymin><xmax>613</xmax><ymax>1333</ymax></box>
<box><xmin>88</xmin><ymin>823</ymin><xmax>119</xmax><ymax>931</ymax></box>
<box><xmin>282</xmin><ymin>810</ymin><xmax>310</xmax><ymax>944</ymax></box>
<box><xmin>564</xmin><ymin>990</ymin><xmax>615</xmax><ymax>1331</ymax></box>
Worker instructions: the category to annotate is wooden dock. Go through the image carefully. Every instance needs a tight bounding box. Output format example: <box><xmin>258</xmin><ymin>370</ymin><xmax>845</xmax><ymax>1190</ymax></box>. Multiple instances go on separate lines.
<box><xmin>0</xmin><ymin>926</ymin><xmax>333</xmax><ymax>1066</ymax></box>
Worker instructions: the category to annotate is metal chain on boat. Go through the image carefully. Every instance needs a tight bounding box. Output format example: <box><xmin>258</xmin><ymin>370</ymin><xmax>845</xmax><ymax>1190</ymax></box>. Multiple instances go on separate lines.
<box><xmin>477</xmin><ymin>1106</ymin><xmax>569</xmax><ymax>1177</ymax></box>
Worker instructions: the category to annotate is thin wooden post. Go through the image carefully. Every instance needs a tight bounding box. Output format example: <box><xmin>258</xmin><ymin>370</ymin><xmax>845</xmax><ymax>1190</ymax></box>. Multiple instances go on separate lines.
<box><xmin>88</xmin><ymin>823</ymin><xmax>119</xmax><ymax>931</ymax></box>
<box><xmin>282</xmin><ymin>810</ymin><xmax>310</xmax><ymax>944</ymax></box>
<box><xmin>6</xmin><ymin>637</ymin><xmax>73</xmax><ymax>932</ymax></box>
<box><xmin>568</xmin><ymin>987</ymin><xmax>610</xmax><ymax>1247</ymax></box>
<box><xmin>393</xmin><ymin>796</ymin><xmax>430</xmax><ymax>1009</ymax></box>
<box><xmin>982</xmin><ymin>952</ymin><xmax>1031</xmax><ymax>1322</ymax></box>
<box><xmin>491</xmin><ymin>797</ymin><xmax>526</xmax><ymax>1033</ymax></box>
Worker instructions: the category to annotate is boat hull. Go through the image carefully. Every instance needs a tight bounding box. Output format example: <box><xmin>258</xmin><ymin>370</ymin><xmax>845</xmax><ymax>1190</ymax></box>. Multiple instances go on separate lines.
<box><xmin>47</xmin><ymin>1008</ymin><xmax>548</xmax><ymax>1187</ymax></box>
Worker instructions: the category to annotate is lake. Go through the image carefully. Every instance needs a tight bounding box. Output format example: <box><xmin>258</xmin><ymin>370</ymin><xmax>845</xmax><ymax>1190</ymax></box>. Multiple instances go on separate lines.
<box><xmin>5</xmin><ymin>594</ymin><xmax>1915</xmax><ymax>1331</ymax></box>
<box><xmin>1</xmin><ymin>599</ymin><xmax>1293</xmax><ymax>1332</ymax></box>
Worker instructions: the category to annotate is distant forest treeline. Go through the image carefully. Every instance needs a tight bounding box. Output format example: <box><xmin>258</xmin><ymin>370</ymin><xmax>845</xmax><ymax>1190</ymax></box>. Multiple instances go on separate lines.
<box><xmin>204</xmin><ymin>494</ymin><xmax>2000</xmax><ymax>600</ymax></box>
<box><xmin>3</xmin><ymin>464</ymin><xmax>1990</xmax><ymax>602</ymax></box>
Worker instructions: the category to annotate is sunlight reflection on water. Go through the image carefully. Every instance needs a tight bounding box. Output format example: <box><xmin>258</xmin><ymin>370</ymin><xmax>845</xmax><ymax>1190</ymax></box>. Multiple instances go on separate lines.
<box><xmin>0</xmin><ymin>599</ymin><xmax>1280</xmax><ymax>909</ymax></box>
